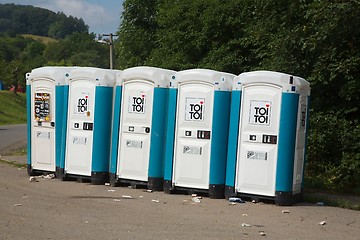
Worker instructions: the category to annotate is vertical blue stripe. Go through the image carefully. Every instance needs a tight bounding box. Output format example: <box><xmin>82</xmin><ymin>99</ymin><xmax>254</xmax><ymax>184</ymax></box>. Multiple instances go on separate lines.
<box><xmin>148</xmin><ymin>88</ymin><xmax>169</xmax><ymax>178</ymax></box>
<box><xmin>55</xmin><ymin>86</ymin><xmax>65</xmax><ymax>169</ymax></box>
<box><xmin>225</xmin><ymin>90</ymin><xmax>242</xmax><ymax>187</ymax></box>
<box><xmin>110</xmin><ymin>86</ymin><xmax>122</xmax><ymax>174</ymax></box>
<box><xmin>209</xmin><ymin>91</ymin><xmax>231</xmax><ymax>185</ymax></box>
<box><xmin>92</xmin><ymin>86</ymin><xmax>113</xmax><ymax>172</ymax></box>
<box><xmin>59</xmin><ymin>85</ymin><xmax>69</xmax><ymax>169</ymax></box>
<box><xmin>163</xmin><ymin>89</ymin><xmax>178</xmax><ymax>181</ymax></box>
<box><xmin>26</xmin><ymin>85</ymin><xmax>31</xmax><ymax>165</ymax></box>
<box><xmin>276</xmin><ymin>93</ymin><xmax>299</xmax><ymax>192</ymax></box>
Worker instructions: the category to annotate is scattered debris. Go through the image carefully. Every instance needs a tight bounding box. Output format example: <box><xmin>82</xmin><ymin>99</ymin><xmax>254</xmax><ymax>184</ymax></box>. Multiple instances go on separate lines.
<box><xmin>29</xmin><ymin>176</ymin><xmax>38</xmax><ymax>182</ymax></box>
<box><xmin>229</xmin><ymin>202</ymin><xmax>237</xmax><ymax>206</ymax></box>
<box><xmin>191</xmin><ymin>197</ymin><xmax>201</xmax><ymax>203</ymax></box>
<box><xmin>316</xmin><ymin>202</ymin><xmax>324</xmax><ymax>206</ymax></box>
<box><xmin>251</xmin><ymin>199</ymin><xmax>257</xmax><ymax>203</ymax></box>
<box><xmin>282</xmin><ymin>210</ymin><xmax>290</xmax><ymax>213</ymax></box>
<box><xmin>139</xmin><ymin>196</ymin><xmax>144</xmax><ymax>198</ymax></box>
<box><xmin>22</xmin><ymin>196</ymin><xmax>28</xmax><ymax>199</ymax></box>
<box><xmin>121</xmin><ymin>195</ymin><xmax>132</xmax><ymax>199</ymax></box>
<box><xmin>113</xmin><ymin>199</ymin><xmax>122</xmax><ymax>202</ymax></box>
<box><xmin>151</xmin><ymin>199</ymin><xmax>160</xmax><ymax>203</ymax></box>
<box><xmin>259</xmin><ymin>231</ymin><xmax>266</xmax><ymax>236</ymax></box>
<box><xmin>254</xmin><ymin>224</ymin><xmax>264</xmax><ymax>228</ymax></box>
<box><xmin>105</xmin><ymin>183</ymin><xmax>110</xmax><ymax>186</ymax></box>
<box><xmin>242</xmin><ymin>214</ymin><xmax>248</xmax><ymax>217</ymax></box>
<box><xmin>147</xmin><ymin>190</ymin><xmax>153</xmax><ymax>193</ymax></box>
<box><xmin>13</xmin><ymin>204</ymin><xmax>22</xmax><ymax>207</ymax></box>
<box><xmin>108</xmin><ymin>189</ymin><xmax>115</xmax><ymax>192</ymax></box>
<box><xmin>319</xmin><ymin>220</ymin><xmax>327</xmax><ymax>225</ymax></box>
<box><xmin>43</xmin><ymin>174</ymin><xmax>55</xmax><ymax>179</ymax></box>
<box><xmin>191</xmin><ymin>193</ymin><xmax>197</xmax><ymax>197</ymax></box>
<box><xmin>241</xmin><ymin>223</ymin><xmax>251</xmax><ymax>227</ymax></box>
<box><xmin>229</xmin><ymin>197</ymin><xmax>245</xmax><ymax>203</ymax></box>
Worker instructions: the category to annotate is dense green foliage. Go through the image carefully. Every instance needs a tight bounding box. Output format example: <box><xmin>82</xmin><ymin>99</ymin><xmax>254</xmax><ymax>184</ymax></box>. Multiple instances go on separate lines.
<box><xmin>0</xmin><ymin>3</ymin><xmax>88</xmax><ymax>38</ymax></box>
<box><xmin>116</xmin><ymin>0</ymin><xmax>360</xmax><ymax>193</ymax></box>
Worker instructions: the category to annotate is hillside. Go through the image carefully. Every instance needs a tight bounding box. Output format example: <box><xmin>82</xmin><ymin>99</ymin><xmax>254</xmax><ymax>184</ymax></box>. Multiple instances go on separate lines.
<box><xmin>0</xmin><ymin>3</ymin><xmax>88</xmax><ymax>39</ymax></box>
<box><xmin>21</xmin><ymin>34</ymin><xmax>57</xmax><ymax>45</ymax></box>
<box><xmin>0</xmin><ymin>91</ymin><xmax>27</xmax><ymax>125</ymax></box>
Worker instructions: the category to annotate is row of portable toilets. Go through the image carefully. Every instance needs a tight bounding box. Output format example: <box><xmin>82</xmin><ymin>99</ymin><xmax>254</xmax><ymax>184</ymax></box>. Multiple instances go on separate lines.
<box><xmin>26</xmin><ymin>66</ymin><xmax>310</xmax><ymax>206</ymax></box>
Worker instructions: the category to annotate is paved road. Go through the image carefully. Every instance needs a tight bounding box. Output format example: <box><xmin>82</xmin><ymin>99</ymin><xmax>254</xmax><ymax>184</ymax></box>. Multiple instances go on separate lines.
<box><xmin>0</xmin><ymin>124</ymin><xmax>27</xmax><ymax>154</ymax></box>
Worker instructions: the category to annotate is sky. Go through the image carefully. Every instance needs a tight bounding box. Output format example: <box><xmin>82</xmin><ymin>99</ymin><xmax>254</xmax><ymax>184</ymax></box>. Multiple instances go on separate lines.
<box><xmin>0</xmin><ymin>0</ymin><xmax>124</xmax><ymax>35</ymax></box>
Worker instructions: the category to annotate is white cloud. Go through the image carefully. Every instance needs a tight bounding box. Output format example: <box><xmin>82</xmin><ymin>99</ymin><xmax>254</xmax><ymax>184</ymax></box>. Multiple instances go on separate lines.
<box><xmin>38</xmin><ymin>1</ymin><xmax>107</xmax><ymax>25</ymax></box>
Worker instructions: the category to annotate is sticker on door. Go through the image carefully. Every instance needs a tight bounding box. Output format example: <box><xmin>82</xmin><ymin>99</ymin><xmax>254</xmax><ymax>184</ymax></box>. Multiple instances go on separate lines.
<box><xmin>249</xmin><ymin>100</ymin><xmax>271</xmax><ymax>126</ymax></box>
<box><xmin>128</xmin><ymin>94</ymin><xmax>146</xmax><ymax>114</ymax></box>
<box><xmin>74</xmin><ymin>93</ymin><xmax>89</xmax><ymax>115</ymax></box>
<box><xmin>34</xmin><ymin>92</ymin><xmax>50</xmax><ymax>121</ymax></box>
<box><xmin>185</xmin><ymin>98</ymin><xmax>205</xmax><ymax>121</ymax></box>
<box><xmin>183</xmin><ymin>146</ymin><xmax>202</xmax><ymax>155</ymax></box>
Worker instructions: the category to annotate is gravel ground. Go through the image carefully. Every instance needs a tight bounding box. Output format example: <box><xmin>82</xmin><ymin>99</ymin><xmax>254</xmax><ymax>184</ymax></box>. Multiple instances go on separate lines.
<box><xmin>0</xmin><ymin>158</ymin><xmax>359</xmax><ymax>240</ymax></box>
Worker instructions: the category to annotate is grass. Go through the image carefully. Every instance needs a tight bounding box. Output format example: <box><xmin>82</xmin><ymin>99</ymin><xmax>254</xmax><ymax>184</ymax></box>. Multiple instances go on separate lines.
<box><xmin>5</xmin><ymin>146</ymin><xmax>27</xmax><ymax>156</ymax></box>
<box><xmin>21</xmin><ymin>34</ymin><xmax>57</xmax><ymax>44</ymax></box>
<box><xmin>0</xmin><ymin>158</ymin><xmax>27</xmax><ymax>168</ymax></box>
<box><xmin>304</xmin><ymin>191</ymin><xmax>360</xmax><ymax>211</ymax></box>
<box><xmin>0</xmin><ymin>91</ymin><xmax>27</xmax><ymax>125</ymax></box>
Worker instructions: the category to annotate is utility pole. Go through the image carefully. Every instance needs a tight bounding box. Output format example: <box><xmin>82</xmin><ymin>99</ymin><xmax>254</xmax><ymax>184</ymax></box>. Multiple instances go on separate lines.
<box><xmin>99</xmin><ymin>33</ymin><xmax>118</xmax><ymax>69</ymax></box>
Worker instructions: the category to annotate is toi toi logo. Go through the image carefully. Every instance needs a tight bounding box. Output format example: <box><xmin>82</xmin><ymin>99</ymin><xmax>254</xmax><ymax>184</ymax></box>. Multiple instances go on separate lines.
<box><xmin>250</xmin><ymin>101</ymin><xmax>271</xmax><ymax>125</ymax></box>
<box><xmin>189</xmin><ymin>103</ymin><xmax>204</xmax><ymax>120</ymax></box>
<box><xmin>131</xmin><ymin>95</ymin><xmax>145</xmax><ymax>113</ymax></box>
<box><xmin>77</xmin><ymin>97</ymin><xmax>88</xmax><ymax>113</ymax></box>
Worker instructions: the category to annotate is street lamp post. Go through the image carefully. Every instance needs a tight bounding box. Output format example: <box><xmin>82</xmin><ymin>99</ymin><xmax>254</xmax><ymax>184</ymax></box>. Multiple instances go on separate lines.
<box><xmin>98</xmin><ymin>33</ymin><xmax>118</xmax><ymax>69</ymax></box>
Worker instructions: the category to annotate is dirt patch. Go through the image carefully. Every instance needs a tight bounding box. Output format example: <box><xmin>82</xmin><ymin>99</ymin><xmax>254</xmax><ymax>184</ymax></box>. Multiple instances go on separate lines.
<box><xmin>0</xmin><ymin>162</ymin><xmax>359</xmax><ymax>240</ymax></box>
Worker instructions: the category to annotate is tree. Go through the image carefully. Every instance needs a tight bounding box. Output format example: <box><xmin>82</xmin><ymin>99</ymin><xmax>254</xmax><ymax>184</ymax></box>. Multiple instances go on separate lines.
<box><xmin>115</xmin><ymin>0</ymin><xmax>158</xmax><ymax>69</ymax></box>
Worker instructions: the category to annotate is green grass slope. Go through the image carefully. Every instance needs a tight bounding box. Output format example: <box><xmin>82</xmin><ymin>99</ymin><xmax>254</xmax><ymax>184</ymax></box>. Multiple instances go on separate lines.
<box><xmin>0</xmin><ymin>91</ymin><xmax>27</xmax><ymax>125</ymax></box>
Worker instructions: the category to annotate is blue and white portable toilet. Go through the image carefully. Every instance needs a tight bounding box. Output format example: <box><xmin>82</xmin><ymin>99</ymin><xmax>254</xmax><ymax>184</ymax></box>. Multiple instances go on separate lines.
<box><xmin>26</xmin><ymin>67</ymin><xmax>71</xmax><ymax>176</ymax></box>
<box><xmin>60</xmin><ymin>67</ymin><xmax>116</xmax><ymax>184</ymax></box>
<box><xmin>164</xmin><ymin>69</ymin><xmax>235</xmax><ymax>198</ymax></box>
<box><xmin>110</xmin><ymin>66</ymin><xmax>175</xmax><ymax>191</ymax></box>
<box><xmin>225</xmin><ymin>71</ymin><xmax>310</xmax><ymax>205</ymax></box>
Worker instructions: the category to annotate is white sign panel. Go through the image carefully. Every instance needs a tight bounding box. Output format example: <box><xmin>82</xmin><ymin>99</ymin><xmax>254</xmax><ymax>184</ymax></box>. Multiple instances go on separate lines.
<box><xmin>185</xmin><ymin>97</ymin><xmax>205</xmax><ymax>121</ymax></box>
<box><xmin>249</xmin><ymin>100</ymin><xmax>272</xmax><ymax>126</ymax></box>
<box><xmin>74</xmin><ymin>92</ymin><xmax>90</xmax><ymax>116</ymax></box>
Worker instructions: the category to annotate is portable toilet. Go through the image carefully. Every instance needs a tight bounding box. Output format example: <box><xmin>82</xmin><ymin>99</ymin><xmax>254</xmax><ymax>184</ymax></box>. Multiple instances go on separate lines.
<box><xmin>109</xmin><ymin>66</ymin><xmax>175</xmax><ymax>191</ymax></box>
<box><xmin>26</xmin><ymin>66</ymin><xmax>71</xmax><ymax>176</ymax></box>
<box><xmin>225</xmin><ymin>70</ymin><xmax>310</xmax><ymax>205</ymax></box>
<box><xmin>59</xmin><ymin>67</ymin><xmax>116</xmax><ymax>184</ymax></box>
<box><xmin>164</xmin><ymin>69</ymin><xmax>235</xmax><ymax>198</ymax></box>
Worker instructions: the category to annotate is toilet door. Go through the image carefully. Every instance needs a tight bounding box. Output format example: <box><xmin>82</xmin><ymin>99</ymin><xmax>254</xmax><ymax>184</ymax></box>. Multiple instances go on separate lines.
<box><xmin>172</xmin><ymin>82</ymin><xmax>214</xmax><ymax>189</ymax></box>
<box><xmin>235</xmin><ymin>84</ymin><xmax>282</xmax><ymax>196</ymax></box>
<box><xmin>31</xmin><ymin>79</ymin><xmax>55</xmax><ymax>172</ymax></box>
<box><xmin>117</xmin><ymin>80</ymin><xmax>154</xmax><ymax>181</ymax></box>
<box><xmin>65</xmin><ymin>80</ymin><xmax>95</xmax><ymax>176</ymax></box>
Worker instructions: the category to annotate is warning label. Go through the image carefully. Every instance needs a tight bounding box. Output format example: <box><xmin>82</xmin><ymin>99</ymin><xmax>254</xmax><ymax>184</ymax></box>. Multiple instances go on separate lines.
<box><xmin>247</xmin><ymin>151</ymin><xmax>268</xmax><ymax>161</ymax></box>
<box><xmin>128</xmin><ymin>94</ymin><xmax>146</xmax><ymax>114</ymax></box>
<box><xmin>183</xmin><ymin>146</ymin><xmax>202</xmax><ymax>155</ymax></box>
<box><xmin>300</xmin><ymin>105</ymin><xmax>307</xmax><ymax>129</ymax></box>
<box><xmin>126</xmin><ymin>140</ymin><xmax>143</xmax><ymax>149</ymax></box>
<box><xmin>249</xmin><ymin>100</ymin><xmax>271</xmax><ymax>126</ymax></box>
<box><xmin>34</xmin><ymin>92</ymin><xmax>50</xmax><ymax>122</ymax></box>
<box><xmin>185</xmin><ymin>98</ymin><xmax>205</xmax><ymax>122</ymax></box>
<box><xmin>36</xmin><ymin>131</ymin><xmax>50</xmax><ymax>139</ymax></box>
<box><xmin>73</xmin><ymin>136</ymin><xmax>87</xmax><ymax>145</ymax></box>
